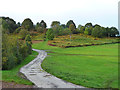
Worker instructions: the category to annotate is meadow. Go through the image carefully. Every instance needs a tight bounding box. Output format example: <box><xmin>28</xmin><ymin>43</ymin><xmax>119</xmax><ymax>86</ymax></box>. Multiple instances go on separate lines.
<box><xmin>32</xmin><ymin>41</ymin><xmax>118</xmax><ymax>88</ymax></box>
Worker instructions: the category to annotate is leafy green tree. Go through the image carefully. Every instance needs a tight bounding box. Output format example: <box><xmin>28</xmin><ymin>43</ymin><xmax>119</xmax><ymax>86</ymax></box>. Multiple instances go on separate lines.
<box><xmin>106</xmin><ymin>27</ymin><xmax>111</xmax><ymax>37</ymax></box>
<box><xmin>25</xmin><ymin>35</ymin><xmax>32</xmax><ymax>54</ymax></box>
<box><xmin>21</xmin><ymin>18</ymin><xmax>33</xmax><ymax>31</ymax></box>
<box><xmin>37</xmin><ymin>27</ymin><xmax>44</xmax><ymax>33</ymax></box>
<box><xmin>80</xmin><ymin>26</ymin><xmax>85</xmax><ymax>33</ymax></box>
<box><xmin>35</xmin><ymin>21</ymin><xmax>47</xmax><ymax>33</ymax></box>
<box><xmin>40</xmin><ymin>20</ymin><xmax>47</xmax><ymax>28</ymax></box>
<box><xmin>17</xmin><ymin>22</ymin><xmax>21</xmax><ymax>27</ymax></box>
<box><xmin>69</xmin><ymin>24</ymin><xmax>76</xmax><ymax>33</ymax></box>
<box><xmin>92</xmin><ymin>26</ymin><xmax>107</xmax><ymax>38</ymax></box>
<box><xmin>19</xmin><ymin>29</ymin><xmax>29</xmax><ymax>39</ymax></box>
<box><xmin>93</xmin><ymin>24</ymin><xmax>101</xmax><ymax>28</ymax></box>
<box><xmin>66</xmin><ymin>20</ymin><xmax>76</xmax><ymax>28</ymax></box>
<box><xmin>61</xmin><ymin>28</ymin><xmax>71</xmax><ymax>35</ymax></box>
<box><xmin>52</xmin><ymin>24</ymin><xmax>60</xmax><ymax>37</ymax></box>
<box><xmin>46</xmin><ymin>28</ymin><xmax>54</xmax><ymax>40</ymax></box>
<box><xmin>2</xmin><ymin>17</ymin><xmax>17</xmax><ymax>33</ymax></box>
<box><xmin>2</xmin><ymin>32</ymin><xmax>32</xmax><ymax>70</ymax></box>
<box><xmin>51</xmin><ymin>21</ymin><xmax>60</xmax><ymax>28</ymax></box>
<box><xmin>85</xmin><ymin>23</ymin><xmax>92</xmax><ymax>28</ymax></box>
<box><xmin>92</xmin><ymin>26</ymin><xmax>101</xmax><ymax>37</ymax></box>
<box><xmin>69</xmin><ymin>24</ymin><xmax>75</xmax><ymax>40</ymax></box>
<box><xmin>78</xmin><ymin>24</ymin><xmax>82</xmax><ymax>30</ymax></box>
<box><xmin>14</xmin><ymin>27</ymin><xmax>22</xmax><ymax>34</ymax></box>
<box><xmin>84</xmin><ymin>27</ymin><xmax>93</xmax><ymax>35</ymax></box>
<box><xmin>110</xmin><ymin>27</ymin><xmax>119</xmax><ymax>36</ymax></box>
<box><xmin>61</xmin><ymin>24</ymin><xmax>66</xmax><ymax>28</ymax></box>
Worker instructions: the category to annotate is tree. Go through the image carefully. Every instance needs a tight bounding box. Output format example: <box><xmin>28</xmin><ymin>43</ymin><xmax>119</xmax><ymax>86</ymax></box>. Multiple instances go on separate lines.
<box><xmin>85</xmin><ymin>23</ymin><xmax>92</xmax><ymax>28</ymax></box>
<box><xmin>36</xmin><ymin>27</ymin><xmax>44</xmax><ymax>33</ymax></box>
<box><xmin>110</xmin><ymin>27</ymin><xmax>119</xmax><ymax>37</ymax></box>
<box><xmin>93</xmin><ymin>24</ymin><xmax>101</xmax><ymax>28</ymax></box>
<box><xmin>21</xmin><ymin>18</ymin><xmax>33</xmax><ymax>31</ymax></box>
<box><xmin>78</xmin><ymin>24</ymin><xmax>82</xmax><ymax>30</ymax></box>
<box><xmin>2</xmin><ymin>17</ymin><xmax>17</xmax><ymax>33</ymax></box>
<box><xmin>19</xmin><ymin>29</ymin><xmax>29</xmax><ymax>40</ymax></box>
<box><xmin>17</xmin><ymin>22</ymin><xmax>21</xmax><ymax>27</ymax></box>
<box><xmin>69</xmin><ymin>24</ymin><xmax>75</xmax><ymax>40</ymax></box>
<box><xmin>106</xmin><ymin>27</ymin><xmax>111</xmax><ymax>37</ymax></box>
<box><xmin>46</xmin><ymin>28</ymin><xmax>54</xmax><ymax>40</ymax></box>
<box><xmin>25</xmin><ymin>35</ymin><xmax>32</xmax><ymax>54</ymax></box>
<box><xmin>51</xmin><ymin>21</ymin><xmax>60</xmax><ymax>28</ymax></box>
<box><xmin>80</xmin><ymin>26</ymin><xmax>85</xmax><ymax>33</ymax></box>
<box><xmin>92</xmin><ymin>26</ymin><xmax>101</xmax><ymax>38</ymax></box>
<box><xmin>61</xmin><ymin>24</ymin><xmax>66</xmax><ymax>28</ymax></box>
<box><xmin>35</xmin><ymin>20</ymin><xmax>47</xmax><ymax>33</ymax></box>
<box><xmin>40</xmin><ymin>20</ymin><xmax>47</xmax><ymax>28</ymax></box>
<box><xmin>69</xmin><ymin>24</ymin><xmax>76</xmax><ymax>33</ymax></box>
<box><xmin>92</xmin><ymin>26</ymin><xmax>106</xmax><ymax>38</ymax></box>
<box><xmin>84</xmin><ymin>27</ymin><xmax>93</xmax><ymax>35</ymax></box>
<box><xmin>66</xmin><ymin>20</ymin><xmax>76</xmax><ymax>28</ymax></box>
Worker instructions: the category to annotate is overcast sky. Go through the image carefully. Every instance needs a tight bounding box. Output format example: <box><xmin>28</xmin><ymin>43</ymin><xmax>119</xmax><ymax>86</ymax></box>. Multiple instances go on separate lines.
<box><xmin>0</xmin><ymin>0</ymin><xmax>119</xmax><ymax>28</ymax></box>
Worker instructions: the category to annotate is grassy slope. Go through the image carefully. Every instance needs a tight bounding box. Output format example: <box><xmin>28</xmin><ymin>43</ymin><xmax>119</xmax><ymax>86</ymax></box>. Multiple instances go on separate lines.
<box><xmin>48</xmin><ymin>34</ymin><xmax>119</xmax><ymax>47</ymax></box>
<box><xmin>1</xmin><ymin>51</ymin><xmax>38</xmax><ymax>85</ymax></box>
<box><xmin>32</xmin><ymin>41</ymin><xmax>118</xmax><ymax>88</ymax></box>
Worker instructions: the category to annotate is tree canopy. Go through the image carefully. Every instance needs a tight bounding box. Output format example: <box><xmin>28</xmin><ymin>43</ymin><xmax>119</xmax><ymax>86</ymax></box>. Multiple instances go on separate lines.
<box><xmin>21</xmin><ymin>18</ymin><xmax>33</xmax><ymax>31</ymax></box>
<box><xmin>40</xmin><ymin>20</ymin><xmax>47</xmax><ymax>28</ymax></box>
<box><xmin>51</xmin><ymin>21</ymin><xmax>60</xmax><ymax>28</ymax></box>
<box><xmin>66</xmin><ymin>20</ymin><xmax>76</xmax><ymax>29</ymax></box>
<box><xmin>2</xmin><ymin>17</ymin><xmax>17</xmax><ymax>33</ymax></box>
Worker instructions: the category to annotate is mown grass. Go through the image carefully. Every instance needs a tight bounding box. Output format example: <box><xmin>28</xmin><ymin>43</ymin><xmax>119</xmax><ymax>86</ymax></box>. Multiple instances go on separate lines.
<box><xmin>1</xmin><ymin>51</ymin><xmax>38</xmax><ymax>85</ymax></box>
<box><xmin>32</xmin><ymin>41</ymin><xmax>118</xmax><ymax>88</ymax></box>
<box><xmin>48</xmin><ymin>34</ymin><xmax>119</xmax><ymax>47</ymax></box>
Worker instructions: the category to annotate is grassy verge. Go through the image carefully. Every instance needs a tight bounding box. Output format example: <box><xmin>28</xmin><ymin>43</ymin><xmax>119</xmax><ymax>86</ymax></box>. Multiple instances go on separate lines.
<box><xmin>1</xmin><ymin>51</ymin><xmax>38</xmax><ymax>85</ymax></box>
<box><xmin>33</xmin><ymin>41</ymin><xmax>118</xmax><ymax>88</ymax></box>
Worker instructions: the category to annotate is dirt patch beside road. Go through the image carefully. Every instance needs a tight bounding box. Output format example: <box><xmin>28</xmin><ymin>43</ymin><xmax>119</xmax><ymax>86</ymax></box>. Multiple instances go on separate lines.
<box><xmin>1</xmin><ymin>81</ymin><xmax>33</xmax><ymax>88</ymax></box>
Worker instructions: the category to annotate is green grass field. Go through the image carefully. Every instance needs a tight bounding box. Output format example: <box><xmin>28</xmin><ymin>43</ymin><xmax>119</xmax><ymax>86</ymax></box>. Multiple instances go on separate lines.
<box><xmin>33</xmin><ymin>41</ymin><xmax>118</xmax><ymax>88</ymax></box>
<box><xmin>1</xmin><ymin>51</ymin><xmax>38</xmax><ymax>85</ymax></box>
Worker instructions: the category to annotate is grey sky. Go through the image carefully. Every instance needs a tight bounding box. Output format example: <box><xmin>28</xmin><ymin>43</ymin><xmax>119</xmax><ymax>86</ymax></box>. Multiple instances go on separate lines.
<box><xmin>0</xmin><ymin>0</ymin><xmax>119</xmax><ymax>28</ymax></box>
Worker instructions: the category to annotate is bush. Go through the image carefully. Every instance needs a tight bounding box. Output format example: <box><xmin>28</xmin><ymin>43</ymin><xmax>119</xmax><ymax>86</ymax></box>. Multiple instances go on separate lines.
<box><xmin>46</xmin><ymin>29</ymin><xmax>54</xmax><ymax>40</ymax></box>
<box><xmin>14</xmin><ymin>27</ymin><xmax>22</xmax><ymax>34</ymax></box>
<box><xmin>36</xmin><ymin>27</ymin><xmax>44</xmax><ymax>33</ymax></box>
<box><xmin>2</xmin><ymin>33</ymin><xmax>32</xmax><ymax>70</ymax></box>
<box><xmin>25</xmin><ymin>35</ymin><xmax>32</xmax><ymax>54</ymax></box>
<box><xmin>19</xmin><ymin>29</ymin><xmax>29</xmax><ymax>40</ymax></box>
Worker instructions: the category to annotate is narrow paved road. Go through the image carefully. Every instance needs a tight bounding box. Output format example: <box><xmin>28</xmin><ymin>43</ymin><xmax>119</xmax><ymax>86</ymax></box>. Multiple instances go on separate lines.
<box><xmin>20</xmin><ymin>49</ymin><xmax>85</xmax><ymax>88</ymax></box>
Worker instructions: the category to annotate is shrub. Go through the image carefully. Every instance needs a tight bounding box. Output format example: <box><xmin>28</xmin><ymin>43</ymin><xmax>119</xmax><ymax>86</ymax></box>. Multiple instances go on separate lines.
<box><xmin>46</xmin><ymin>28</ymin><xmax>54</xmax><ymax>40</ymax></box>
<box><xmin>19</xmin><ymin>29</ymin><xmax>29</xmax><ymax>40</ymax></box>
<box><xmin>2</xmin><ymin>33</ymin><xmax>32</xmax><ymax>70</ymax></box>
<box><xmin>14</xmin><ymin>27</ymin><xmax>22</xmax><ymax>34</ymax></box>
<box><xmin>25</xmin><ymin>35</ymin><xmax>32</xmax><ymax>54</ymax></box>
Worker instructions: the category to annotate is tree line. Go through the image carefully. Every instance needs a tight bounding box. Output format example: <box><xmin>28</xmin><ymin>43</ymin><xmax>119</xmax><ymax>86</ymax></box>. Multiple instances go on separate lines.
<box><xmin>2</xmin><ymin>17</ymin><xmax>119</xmax><ymax>39</ymax></box>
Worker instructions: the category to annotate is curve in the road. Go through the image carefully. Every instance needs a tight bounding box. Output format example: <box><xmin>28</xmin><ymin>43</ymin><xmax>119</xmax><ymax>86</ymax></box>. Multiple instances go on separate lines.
<box><xmin>20</xmin><ymin>49</ymin><xmax>85</xmax><ymax>88</ymax></box>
